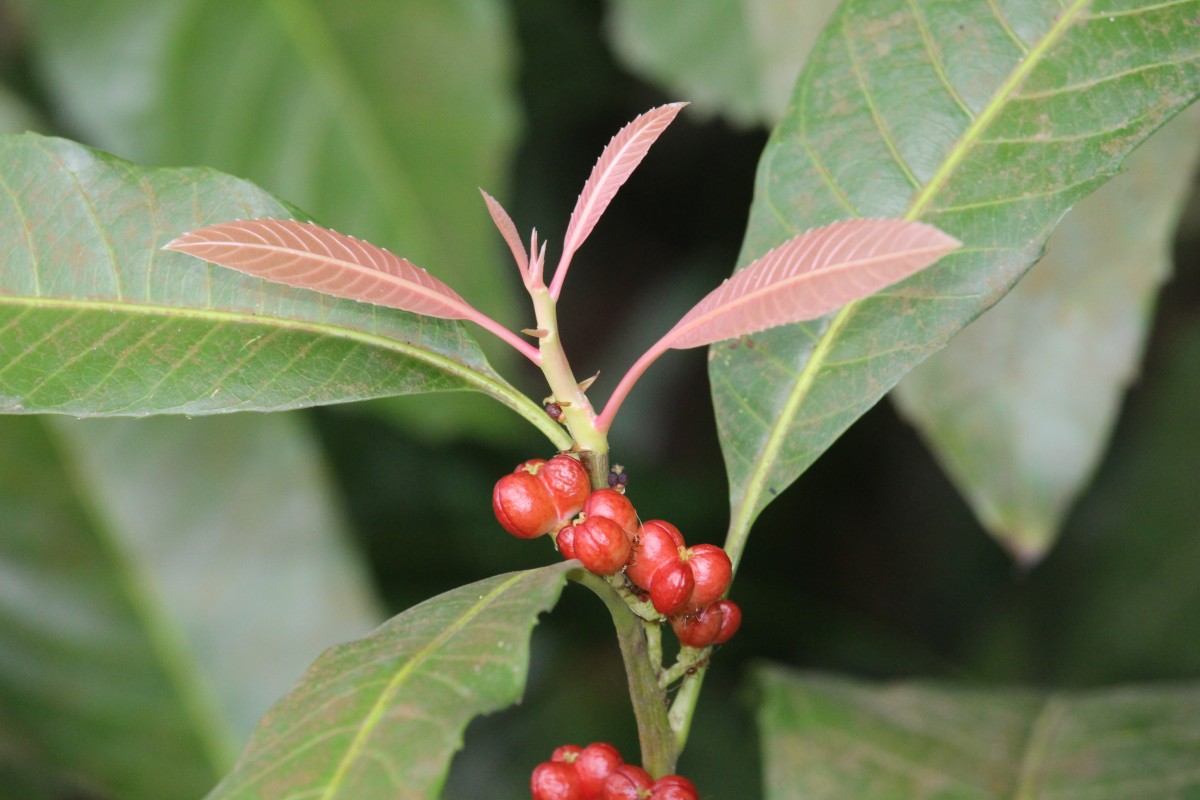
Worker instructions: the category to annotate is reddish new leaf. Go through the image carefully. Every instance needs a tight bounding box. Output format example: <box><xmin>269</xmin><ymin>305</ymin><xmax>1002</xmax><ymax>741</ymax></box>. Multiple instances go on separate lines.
<box><xmin>479</xmin><ymin>189</ymin><xmax>529</xmax><ymax>281</ymax></box>
<box><xmin>550</xmin><ymin>102</ymin><xmax>687</xmax><ymax>297</ymax></box>
<box><xmin>165</xmin><ymin>219</ymin><xmax>540</xmax><ymax>362</ymax></box>
<box><xmin>664</xmin><ymin>219</ymin><xmax>961</xmax><ymax>348</ymax></box>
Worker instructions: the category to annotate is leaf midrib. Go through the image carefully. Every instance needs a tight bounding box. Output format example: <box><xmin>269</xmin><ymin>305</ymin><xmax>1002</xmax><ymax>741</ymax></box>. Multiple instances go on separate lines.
<box><xmin>727</xmin><ymin>0</ymin><xmax>1091</xmax><ymax>561</ymax></box>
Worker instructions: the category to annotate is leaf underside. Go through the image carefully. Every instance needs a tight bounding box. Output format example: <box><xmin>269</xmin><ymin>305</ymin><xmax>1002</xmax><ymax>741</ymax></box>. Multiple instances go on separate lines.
<box><xmin>755</xmin><ymin>666</ymin><xmax>1200</xmax><ymax>800</ymax></box>
<box><xmin>712</xmin><ymin>0</ymin><xmax>1200</xmax><ymax>535</ymax></box>
<box><xmin>204</xmin><ymin>564</ymin><xmax>574</xmax><ymax>800</ymax></box>
<box><xmin>0</xmin><ymin>134</ymin><xmax>563</xmax><ymax>445</ymax></box>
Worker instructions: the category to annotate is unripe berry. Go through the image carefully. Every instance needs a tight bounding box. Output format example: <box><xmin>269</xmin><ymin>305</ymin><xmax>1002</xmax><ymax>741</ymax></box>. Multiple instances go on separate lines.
<box><xmin>671</xmin><ymin>602</ymin><xmax>724</xmax><ymax>648</ymax></box>
<box><xmin>649</xmin><ymin>774</ymin><xmax>699</xmax><ymax>800</ymax></box>
<box><xmin>582</xmin><ymin>488</ymin><xmax>639</xmax><ymax>539</ymax></box>
<box><xmin>682</xmin><ymin>544</ymin><xmax>732</xmax><ymax>613</ymax></box>
<box><xmin>627</xmin><ymin>520</ymin><xmax>685</xmax><ymax>589</ymax></box>
<box><xmin>712</xmin><ymin>599</ymin><xmax>742</xmax><ymax>645</ymax></box>
<box><xmin>493</xmin><ymin>472</ymin><xmax>557</xmax><ymax>538</ymax></box>
<box><xmin>531</xmin><ymin>760</ymin><xmax>584</xmax><ymax>800</ymax></box>
<box><xmin>539</xmin><ymin>454</ymin><xmax>591</xmax><ymax>520</ymax></box>
<box><xmin>648</xmin><ymin>558</ymin><xmax>695</xmax><ymax>617</ymax></box>
<box><xmin>601</xmin><ymin>764</ymin><xmax>653</xmax><ymax>799</ymax></box>
<box><xmin>575</xmin><ymin>742</ymin><xmax>624</xmax><ymax>799</ymax></box>
<box><xmin>574</xmin><ymin>516</ymin><xmax>634</xmax><ymax>575</ymax></box>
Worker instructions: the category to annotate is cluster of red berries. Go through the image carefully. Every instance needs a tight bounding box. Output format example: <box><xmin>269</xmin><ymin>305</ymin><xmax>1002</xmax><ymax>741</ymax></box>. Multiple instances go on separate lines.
<box><xmin>530</xmin><ymin>742</ymin><xmax>699</xmax><ymax>800</ymax></box>
<box><xmin>493</xmin><ymin>455</ymin><xmax>740</xmax><ymax>649</ymax></box>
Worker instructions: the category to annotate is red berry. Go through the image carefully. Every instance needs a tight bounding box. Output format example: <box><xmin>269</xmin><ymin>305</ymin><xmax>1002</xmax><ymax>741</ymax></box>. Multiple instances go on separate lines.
<box><xmin>671</xmin><ymin>603</ymin><xmax>724</xmax><ymax>648</ymax></box>
<box><xmin>627</xmin><ymin>521</ymin><xmax>685</xmax><ymax>589</ymax></box>
<box><xmin>575</xmin><ymin>742</ymin><xmax>624</xmax><ymax>799</ymax></box>
<box><xmin>681</xmin><ymin>544</ymin><xmax>732</xmax><ymax>612</ymax></box>
<box><xmin>648</xmin><ymin>559</ymin><xmax>695</xmax><ymax>617</ymax></box>
<box><xmin>583</xmin><ymin>489</ymin><xmax>639</xmax><ymax>539</ymax></box>
<box><xmin>555</xmin><ymin>525</ymin><xmax>577</xmax><ymax>560</ymax></box>
<box><xmin>602</xmin><ymin>764</ymin><xmax>653</xmax><ymax>799</ymax></box>
<box><xmin>531</xmin><ymin>760</ymin><xmax>584</xmax><ymax>800</ymax></box>
<box><xmin>552</xmin><ymin>744</ymin><xmax>583</xmax><ymax>763</ymax></box>
<box><xmin>649</xmin><ymin>774</ymin><xmax>698</xmax><ymax>800</ymax></box>
<box><xmin>712</xmin><ymin>599</ymin><xmax>741</xmax><ymax>645</ymax></box>
<box><xmin>573</xmin><ymin>516</ymin><xmax>635</xmax><ymax>576</ymax></box>
<box><xmin>539</xmin><ymin>454</ymin><xmax>591</xmax><ymax>520</ymax></box>
<box><xmin>493</xmin><ymin>472</ymin><xmax>558</xmax><ymax>538</ymax></box>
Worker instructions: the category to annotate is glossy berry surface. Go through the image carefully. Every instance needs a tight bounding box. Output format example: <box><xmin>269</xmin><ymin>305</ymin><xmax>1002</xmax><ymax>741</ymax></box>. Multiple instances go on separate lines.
<box><xmin>531</xmin><ymin>760</ymin><xmax>584</xmax><ymax>800</ymax></box>
<box><xmin>671</xmin><ymin>602</ymin><xmax>724</xmax><ymax>648</ymax></box>
<box><xmin>493</xmin><ymin>472</ymin><xmax>557</xmax><ymax>538</ymax></box>
<box><xmin>711</xmin><ymin>599</ymin><xmax>742</xmax><ymax>645</ymax></box>
<box><xmin>539</xmin><ymin>454</ymin><xmax>591</xmax><ymax>520</ymax></box>
<box><xmin>551</xmin><ymin>744</ymin><xmax>583</xmax><ymax>763</ymax></box>
<box><xmin>601</xmin><ymin>764</ymin><xmax>652</xmax><ymax>799</ymax></box>
<box><xmin>583</xmin><ymin>488</ymin><xmax>639</xmax><ymax>538</ymax></box>
<box><xmin>648</xmin><ymin>558</ymin><xmax>695</xmax><ymax>617</ymax></box>
<box><xmin>574</xmin><ymin>742</ymin><xmax>624</xmax><ymax>799</ymax></box>
<box><xmin>649</xmin><ymin>774</ymin><xmax>699</xmax><ymax>800</ymax></box>
<box><xmin>573</xmin><ymin>516</ymin><xmax>635</xmax><ymax>575</ymax></box>
<box><xmin>682</xmin><ymin>544</ymin><xmax>732</xmax><ymax>612</ymax></box>
<box><xmin>626</xmin><ymin>520</ymin><xmax>685</xmax><ymax>589</ymax></box>
<box><xmin>555</xmin><ymin>525</ymin><xmax>577</xmax><ymax>560</ymax></box>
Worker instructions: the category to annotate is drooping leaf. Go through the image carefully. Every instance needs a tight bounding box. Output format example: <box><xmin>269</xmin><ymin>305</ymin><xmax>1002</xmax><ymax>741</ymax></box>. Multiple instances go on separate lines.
<box><xmin>710</xmin><ymin>0</ymin><xmax>1200</xmax><ymax>558</ymax></box>
<box><xmin>606</xmin><ymin>0</ymin><xmax>840</xmax><ymax>127</ymax></box>
<box><xmin>0</xmin><ymin>133</ymin><xmax>567</xmax><ymax>446</ymax></box>
<box><xmin>0</xmin><ymin>413</ymin><xmax>382</xmax><ymax>800</ymax></box>
<box><xmin>204</xmin><ymin>563</ymin><xmax>575</xmax><ymax>800</ymax></box>
<box><xmin>892</xmin><ymin>105</ymin><xmax>1200</xmax><ymax>563</ymax></box>
<box><xmin>755</xmin><ymin>666</ymin><xmax>1200</xmax><ymax>799</ymax></box>
<box><xmin>20</xmin><ymin>0</ymin><xmax>522</xmax><ymax>325</ymax></box>
<box><xmin>550</xmin><ymin>102</ymin><xmax>687</xmax><ymax>296</ymax></box>
<box><xmin>666</xmin><ymin>219</ymin><xmax>959</xmax><ymax>349</ymax></box>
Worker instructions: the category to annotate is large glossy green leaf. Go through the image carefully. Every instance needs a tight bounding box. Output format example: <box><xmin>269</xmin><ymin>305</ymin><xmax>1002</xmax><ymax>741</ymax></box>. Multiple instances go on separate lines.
<box><xmin>0</xmin><ymin>133</ymin><xmax>566</xmax><ymax>444</ymax></box>
<box><xmin>0</xmin><ymin>413</ymin><xmax>381</xmax><ymax>800</ymax></box>
<box><xmin>606</xmin><ymin>0</ymin><xmax>840</xmax><ymax>126</ymax></box>
<box><xmin>755</xmin><ymin>666</ymin><xmax>1200</xmax><ymax>799</ymax></box>
<box><xmin>204</xmin><ymin>563</ymin><xmax>575</xmax><ymax>800</ymax></box>
<box><xmin>893</xmin><ymin>105</ymin><xmax>1200</xmax><ymax>563</ymax></box>
<box><xmin>20</xmin><ymin>0</ymin><xmax>520</xmax><ymax>324</ymax></box>
<box><xmin>710</xmin><ymin>0</ymin><xmax>1200</xmax><ymax>559</ymax></box>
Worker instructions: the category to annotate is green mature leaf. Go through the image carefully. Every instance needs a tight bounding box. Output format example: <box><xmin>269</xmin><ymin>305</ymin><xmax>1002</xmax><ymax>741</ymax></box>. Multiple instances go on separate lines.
<box><xmin>893</xmin><ymin>105</ymin><xmax>1200</xmax><ymax>563</ymax></box>
<box><xmin>0</xmin><ymin>133</ymin><xmax>566</xmax><ymax>445</ymax></box>
<box><xmin>0</xmin><ymin>413</ymin><xmax>382</xmax><ymax>800</ymax></box>
<box><xmin>20</xmin><ymin>0</ymin><xmax>521</xmax><ymax>325</ymax></box>
<box><xmin>606</xmin><ymin>0</ymin><xmax>840</xmax><ymax>126</ymax></box>
<box><xmin>711</xmin><ymin>0</ymin><xmax>1200</xmax><ymax>558</ymax></box>
<box><xmin>205</xmin><ymin>563</ymin><xmax>575</xmax><ymax>800</ymax></box>
<box><xmin>755</xmin><ymin>666</ymin><xmax>1200</xmax><ymax>799</ymax></box>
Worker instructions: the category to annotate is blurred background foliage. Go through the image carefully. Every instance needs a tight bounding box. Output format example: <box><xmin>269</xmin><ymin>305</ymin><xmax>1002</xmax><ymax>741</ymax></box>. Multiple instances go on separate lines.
<box><xmin>0</xmin><ymin>0</ymin><xmax>1197</xmax><ymax>798</ymax></box>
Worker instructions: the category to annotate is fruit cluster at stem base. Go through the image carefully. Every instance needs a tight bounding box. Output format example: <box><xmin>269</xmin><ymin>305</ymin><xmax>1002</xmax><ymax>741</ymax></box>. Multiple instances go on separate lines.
<box><xmin>530</xmin><ymin>742</ymin><xmax>699</xmax><ymax>800</ymax></box>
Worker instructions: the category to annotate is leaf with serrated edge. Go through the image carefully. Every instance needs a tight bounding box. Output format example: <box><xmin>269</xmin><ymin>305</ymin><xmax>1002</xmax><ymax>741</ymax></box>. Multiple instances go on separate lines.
<box><xmin>667</xmin><ymin>220</ymin><xmax>959</xmax><ymax>348</ymax></box>
<box><xmin>204</xmin><ymin>563</ymin><xmax>574</xmax><ymax>800</ymax></box>
<box><xmin>0</xmin><ymin>134</ymin><xmax>566</xmax><ymax>446</ymax></box>
<box><xmin>711</xmin><ymin>0</ymin><xmax>1200</xmax><ymax>555</ymax></box>
<box><xmin>756</xmin><ymin>667</ymin><xmax>1200</xmax><ymax>800</ymax></box>
<box><xmin>550</xmin><ymin>102</ymin><xmax>687</xmax><ymax>296</ymax></box>
<box><xmin>480</xmin><ymin>189</ymin><xmax>529</xmax><ymax>279</ymax></box>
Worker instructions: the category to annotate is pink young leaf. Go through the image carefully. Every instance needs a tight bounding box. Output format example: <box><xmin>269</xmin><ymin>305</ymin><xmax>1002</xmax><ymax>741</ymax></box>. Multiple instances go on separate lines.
<box><xmin>550</xmin><ymin>102</ymin><xmax>688</xmax><ymax>298</ymax></box>
<box><xmin>164</xmin><ymin>219</ymin><xmax>540</xmax><ymax>362</ymax></box>
<box><xmin>479</xmin><ymin>188</ymin><xmax>529</xmax><ymax>280</ymax></box>
<box><xmin>663</xmin><ymin>219</ymin><xmax>962</xmax><ymax>349</ymax></box>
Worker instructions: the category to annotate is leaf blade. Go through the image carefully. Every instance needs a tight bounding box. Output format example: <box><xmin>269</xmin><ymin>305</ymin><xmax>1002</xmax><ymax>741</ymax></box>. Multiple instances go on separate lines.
<box><xmin>665</xmin><ymin>219</ymin><xmax>960</xmax><ymax>349</ymax></box>
<box><xmin>204</xmin><ymin>563</ymin><xmax>574</xmax><ymax>800</ymax></box>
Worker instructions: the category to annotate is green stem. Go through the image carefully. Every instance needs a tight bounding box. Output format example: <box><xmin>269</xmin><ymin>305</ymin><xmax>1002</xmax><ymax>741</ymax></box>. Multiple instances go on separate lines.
<box><xmin>667</xmin><ymin>670</ymin><xmax>707</xmax><ymax>753</ymax></box>
<box><xmin>571</xmin><ymin>570</ymin><xmax>676</xmax><ymax>777</ymax></box>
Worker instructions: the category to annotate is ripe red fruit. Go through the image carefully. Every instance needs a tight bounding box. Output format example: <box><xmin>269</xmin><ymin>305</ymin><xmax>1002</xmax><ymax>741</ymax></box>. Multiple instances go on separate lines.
<box><xmin>649</xmin><ymin>774</ymin><xmax>699</xmax><ymax>800</ymax></box>
<box><xmin>626</xmin><ymin>520</ymin><xmax>685</xmax><ymax>589</ymax></box>
<box><xmin>555</xmin><ymin>525</ymin><xmax>577</xmax><ymax>560</ymax></box>
<box><xmin>583</xmin><ymin>488</ymin><xmax>638</xmax><ymax>538</ymax></box>
<box><xmin>712</xmin><ymin>599</ymin><xmax>742</xmax><ymax>645</ymax></box>
<box><xmin>551</xmin><ymin>744</ymin><xmax>583</xmax><ymax>763</ymax></box>
<box><xmin>531</xmin><ymin>760</ymin><xmax>584</xmax><ymax>800</ymax></box>
<box><xmin>574</xmin><ymin>742</ymin><xmax>624</xmax><ymax>799</ymax></box>
<box><xmin>539</xmin><ymin>454</ymin><xmax>591</xmax><ymax>520</ymax></box>
<box><xmin>648</xmin><ymin>559</ymin><xmax>695</xmax><ymax>616</ymax></box>
<box><xmin>671</xmin><ymin>602</ymin><xmax>724</xmax><ymax>648</ymax></box>
<box><xmin>601</xmin><ymin>764</ymin><xmax>653</xmax><ymax>799</ymax></box>
<box><xmin>681</xmin><ymin>544</ymin><xmax>732</xmax><ymax>612</ymax></box>
<box><xmin>493</xmin><ymin>471</ymin><xmax>557</xmax><ymax>538</ymax></box>
<box><xmin>573</xmin><ymin>516</ymin><xmax>635</xmax><ymax>575</ymax></box>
